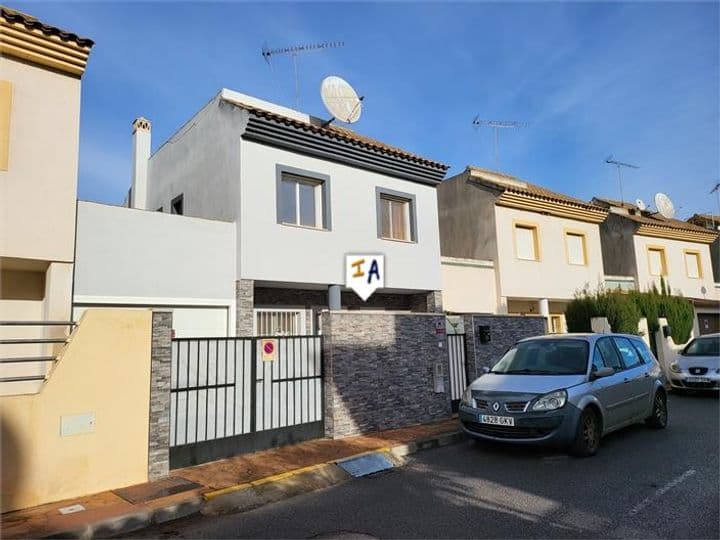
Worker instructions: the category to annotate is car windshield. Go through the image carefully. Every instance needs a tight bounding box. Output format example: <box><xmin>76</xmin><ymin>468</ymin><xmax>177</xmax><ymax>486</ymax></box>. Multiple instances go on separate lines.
<box><xmin>491</xmin><ymin>339</ymin><xmax>589</xmax><ymax>375</ymax></box>
<box><xmin>682</xmin><ymin>336</ymin><xmax>720</xmax><ymax>357</ymax></box>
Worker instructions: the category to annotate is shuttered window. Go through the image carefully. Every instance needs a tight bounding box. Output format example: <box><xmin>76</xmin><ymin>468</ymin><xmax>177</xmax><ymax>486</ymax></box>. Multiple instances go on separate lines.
<box><xmin>647</xmin><ymin>247</ymin><xmax>667</xmax><ymax>276</ymax></box>
<box><xmin>380</xmin><ymin>195</ymin><xmax>411</xmax><ymax>241</ymax></box>
<box><xmin>515</xmin><ymin>224</ymin><xmax>539</xmax><ymax>261</ymax></box>
<box><xmin>684</xmin><ymin>251</ymin><xmax>702</xmax><ymax>279</ymax></box>
<box><xmin>565</xmin><ymin>232</ymin><xmax>586</xmax><ymax>265</ymax></box>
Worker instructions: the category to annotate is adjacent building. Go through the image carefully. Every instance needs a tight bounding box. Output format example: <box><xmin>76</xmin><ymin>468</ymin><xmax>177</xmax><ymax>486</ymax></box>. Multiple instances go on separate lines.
<box><xmin>76</xmin><ymin>90</ymin><xmax>449</xmax><ymax>336</ymax></box>
<box><xmin>0</xmin><ymin>7</ymin><xmax>93</xmax><ymax>393</ymax></box>
<box><xmin>686</xmin><ymin>213</ymin><xmax>720</xmax><ymax>284</ymax></box>
<box><xmin>438</xmin><ymin>167</ymin><xmax>608</xmax><ymax>332</ymax></box>
<box><xmin>593</xmin><ymin>198</ymin><xmax>719</xmax><ymax>335</ymax></box>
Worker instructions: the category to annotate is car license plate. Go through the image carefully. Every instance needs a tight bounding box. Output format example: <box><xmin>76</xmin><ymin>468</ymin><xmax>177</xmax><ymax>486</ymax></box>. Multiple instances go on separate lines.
<box><xmin>686</xmin><ymin>377</ymin><xmax>710</xmax><ymax>383</ymax></box>
<box><xmin>479</xmin><ymin>415</ymin><xmax>514</xmax><ymax>426</ymax></box>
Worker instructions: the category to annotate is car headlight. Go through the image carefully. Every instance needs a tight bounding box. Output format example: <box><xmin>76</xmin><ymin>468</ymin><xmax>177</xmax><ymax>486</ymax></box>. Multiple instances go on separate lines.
<box><xmin>670</xmin><ymin>362</ymin><xmax>681</xmax><ymax>373</ymax></box>
<box><xmin>531</xmin><ymin>390</ymin><xmax>567</xmax><ymax>412</ymax></box>
<box><xmin>461</xmin><ymin>387</ymin><xmax>475</xmax><ymax>408</ymax></box>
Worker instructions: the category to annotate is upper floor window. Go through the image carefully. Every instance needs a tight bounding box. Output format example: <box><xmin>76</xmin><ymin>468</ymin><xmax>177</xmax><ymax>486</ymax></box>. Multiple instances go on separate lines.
<box><xmin>565</xmin><ymin>231</ymin><xmax>587</xmax><ymax>266</ymax></box>
<box><xmin>376</xmin><ymin>188</ymin><xmax>416</xmax><ymax>242</ymax></box>
<box><xmin>514</xmin><ymin>223</ymin><xmax>540</xmax><ymax>261</ymax></box>
<box><xmin>684</xmin><ymin>250</ymin><xmax>702</xmax><ymax>279</ymax></box>
<box><xmin>647</xmin><ymin>246</ymin><xmax>667</xmax><ymax>276</ymax></box>
<box><xmin>171</xmin><ymin>194</ymin><xmax>184</xmax><ymax>215</ymax></box>
<box><xmin>276</xmin><ymin>167</ymin><xmax>330</xmax><ymax>230</ymax></box>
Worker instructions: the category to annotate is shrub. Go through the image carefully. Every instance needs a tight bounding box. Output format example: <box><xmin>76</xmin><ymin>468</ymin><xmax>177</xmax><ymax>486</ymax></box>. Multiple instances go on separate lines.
<box><xmin>565</xmin><ymin>294</ymin><xmax>599</xmax><ymax>332</ymax></box>
<box><xmin>597</xmin><ymin>292</ymin><xmax>641</xmax><ymax>335</ymax></box>
<box><xmin>661</xmin><ymin>295</ymin><xmax>694</xmax><ymax>344</ymax></box>
<box><xmin>629</xmin><ymin>290</ymin><xmax>661</xmax><ymax>333</ymax></box>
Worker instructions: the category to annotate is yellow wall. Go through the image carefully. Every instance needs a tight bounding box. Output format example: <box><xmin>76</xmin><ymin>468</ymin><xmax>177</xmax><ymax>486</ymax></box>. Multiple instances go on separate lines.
<box><xmin>0</xmin><ymin>309</ymin><xmax>152</xmax><ymax>512</ymax></box>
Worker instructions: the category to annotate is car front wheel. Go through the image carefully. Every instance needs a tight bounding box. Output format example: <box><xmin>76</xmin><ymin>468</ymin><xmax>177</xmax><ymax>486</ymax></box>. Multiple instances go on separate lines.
<box><xmin>645</xmin><ymin>390</ymin><xmax>668</xmax><ymax>429</ymax></box>
<box><xmin>570</xmin><ymin>408</ymin><xmax>601</xmax><ymax>457</ymax></box>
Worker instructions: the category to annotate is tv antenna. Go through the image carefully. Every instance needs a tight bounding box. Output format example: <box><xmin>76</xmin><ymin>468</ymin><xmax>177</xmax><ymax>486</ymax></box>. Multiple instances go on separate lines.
<box><xmin>711</xmin><ymin>182</ymin><xmax>720</xmax><ymax>215</ymax></box>
<box><xmin>261</xmin><ymin>41</ymin><xmax>344</xmax><ymax>108</ymax></box>
<box><xmin>604</xmin><ymin>155</ymin><xmax>639</xmax><ymax>205</ymax></box>
<box><xmin>472</xmin><ymin>117</ymin><xmax>529</xmax><ymax>165</ymax></box>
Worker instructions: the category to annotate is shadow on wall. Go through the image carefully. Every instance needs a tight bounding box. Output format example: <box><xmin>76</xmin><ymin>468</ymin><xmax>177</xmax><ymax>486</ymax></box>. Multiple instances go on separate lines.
<box><xmin>1</xmin><ymin>411</ymin><xmax>23</xmax><ymax>512</ymax></box>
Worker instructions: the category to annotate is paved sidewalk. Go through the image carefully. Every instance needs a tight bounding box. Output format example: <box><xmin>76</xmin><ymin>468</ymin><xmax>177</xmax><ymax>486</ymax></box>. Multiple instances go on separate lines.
<box><xmin>2</xmin><ymin>418</ymin><xmax>459</xmax><ymax>539</ymax></box>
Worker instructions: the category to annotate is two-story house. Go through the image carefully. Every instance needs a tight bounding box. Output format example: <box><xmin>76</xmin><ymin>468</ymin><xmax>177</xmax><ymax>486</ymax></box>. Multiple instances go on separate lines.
<box><xmin>104</xmin><ymin>90</ymin><xmax>448</xmax><ymax>336</ymax></box>
<box><xmin>686</xmin><ymin>213</ymin><xmax>720</xmax><ymax>283</ymax></box>
<box><xmin>437</xmin><ymin>167</ymin><xmax>608</xmax><ymax>332</ymax></box>
<box><xmin>0</xmin><ymin>7</ymin><xmax>93</xmax><ymax>393</ymax></box>
<box><xmin>593</xmin><ymin>198</ymin><xmax>719</xmax><ymax>335</ymax></box>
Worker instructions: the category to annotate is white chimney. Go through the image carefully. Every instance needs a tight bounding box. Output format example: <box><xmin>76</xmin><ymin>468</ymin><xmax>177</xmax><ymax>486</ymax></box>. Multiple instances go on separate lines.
<box><xmin>131</xmin><ymin>117</ymin><xmax>151</xmax><ymax>209</ymax></box>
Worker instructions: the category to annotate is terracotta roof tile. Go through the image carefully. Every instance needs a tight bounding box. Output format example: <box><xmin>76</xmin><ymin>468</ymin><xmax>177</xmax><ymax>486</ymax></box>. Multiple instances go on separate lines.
<box><xmin>1</xmin><ymin>6</ymin><xmax>94</xmax><ymax>48</ymax></box>
<box><xmin>467</xmin><ymin>166</ymin><xmax>604</xmax><ymax>212</ymax></box>
<box><xmin>236</xmin><ymin>103</ymin><xmax>448</xmax><ymax>170</ymax></box>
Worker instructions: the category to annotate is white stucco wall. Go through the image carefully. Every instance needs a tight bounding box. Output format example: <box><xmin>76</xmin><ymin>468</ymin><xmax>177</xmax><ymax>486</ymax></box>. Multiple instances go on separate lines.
<box><xmin>238</xmin><ymin>139</ymin><xmax>443</xmax><ymax>291</ymax></box>
<box><xmin>632</xmin><ymin>235</ymin><xmax>716</xmax><ymax>300</ymax></box>
<box><xmin>495</xmin><ymin>206</ymin><xmax>605</xmax><ymax>301</ymax></box>
<box><xmin>441</xmin><ymin>257</ymin><xmax>497</xmax><ymax>313</ymax></box>
<box><xmin>74</xmin><ymin>201</ymin><xmax>236</xmax><ymax>304</ymax></box>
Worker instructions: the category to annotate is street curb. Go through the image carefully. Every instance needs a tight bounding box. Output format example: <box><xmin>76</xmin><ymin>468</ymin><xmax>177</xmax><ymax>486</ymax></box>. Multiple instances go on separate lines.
<box><xmin>39</xmin><ymin>429</ymin><xmax>462</xmax><ymax>538</ymax></box>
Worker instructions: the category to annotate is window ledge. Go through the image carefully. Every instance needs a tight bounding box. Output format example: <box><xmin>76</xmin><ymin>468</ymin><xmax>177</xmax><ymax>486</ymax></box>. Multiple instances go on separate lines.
<box><xmin>279</xmin><ymin>222</ymin><xmax>330</xmax><ymax>232</ymax></box>
<box><xmin>379</xmin><ymin>236</ymin><xmax>417</xmax><ymax>244</ymax></box>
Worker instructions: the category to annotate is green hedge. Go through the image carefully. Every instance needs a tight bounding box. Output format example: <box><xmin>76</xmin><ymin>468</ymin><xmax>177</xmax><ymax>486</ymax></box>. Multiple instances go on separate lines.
<box><xmin>566</xmin><ymin>284</ymin><xmax>694</xmax><ymax>343</ymax></box>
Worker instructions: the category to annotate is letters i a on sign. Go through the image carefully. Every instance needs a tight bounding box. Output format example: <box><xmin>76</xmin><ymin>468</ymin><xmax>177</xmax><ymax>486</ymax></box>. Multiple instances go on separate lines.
<box><xmin>346</xmin><ymin>255</ymin><xmax>384</xmax><ymax>301</ymax></box>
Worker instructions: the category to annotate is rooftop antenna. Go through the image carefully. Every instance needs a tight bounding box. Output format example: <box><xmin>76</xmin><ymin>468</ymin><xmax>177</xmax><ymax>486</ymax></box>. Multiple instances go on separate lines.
<box><xmin>472</xmin><ymin>117</ymin><xmax>529</xmax><ymax>166</ymax></box>
<box><xmin>604</xmin><ymin>155</ymin><xmax>639</xmax><ymax>205</ymax></box>
<box><xmin>711</xmin><ymin>182</ymin><xmax>720</xmax><ymax>218</ymax></box>
<box><xmin>261</xmin><ymin>41</ymin><xmax>344</xmax><ymax>108</ymax></box>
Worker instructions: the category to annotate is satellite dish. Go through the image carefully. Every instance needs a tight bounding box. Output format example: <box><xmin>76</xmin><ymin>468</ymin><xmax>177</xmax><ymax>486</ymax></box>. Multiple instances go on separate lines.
<box><xmin>654</xmin><ymin>193</ymin><xmax>676</xmax><ymax>219</ymax></box>
<box><xmin>320</xmin><ymin>76</ymin><xmax>362</xmax><ymax>124</ymax></box>
<box><xmin>635</xmin><ymin>198</ymin><xmax>647</xmax><ymax>211</ymax></box>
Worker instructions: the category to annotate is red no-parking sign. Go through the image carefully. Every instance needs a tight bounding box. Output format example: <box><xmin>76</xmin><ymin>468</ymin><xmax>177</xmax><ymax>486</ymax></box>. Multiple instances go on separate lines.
<box><xmin>261</xmin><ymin>338</ymin><xmax>278</xmax><ymax>362</ymax></box>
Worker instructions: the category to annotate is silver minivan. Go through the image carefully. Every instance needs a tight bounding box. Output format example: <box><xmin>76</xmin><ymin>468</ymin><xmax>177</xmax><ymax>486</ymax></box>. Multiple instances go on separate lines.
<box><xmin>459</xmin><ymin>334</ymin><xmax>667</xmax><ymax>456</ymax></box>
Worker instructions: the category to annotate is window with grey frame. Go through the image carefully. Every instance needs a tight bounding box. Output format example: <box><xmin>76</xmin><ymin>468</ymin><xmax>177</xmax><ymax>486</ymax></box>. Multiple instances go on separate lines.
<box><xmin>277</xmin><ymin>172</ymin><xmax>329</xmax><ymax>229</ymax></box>
<box><xmin>376</xmin><ymin>188</ymin><xmax>416</xmax><ymax>242</ymax></box>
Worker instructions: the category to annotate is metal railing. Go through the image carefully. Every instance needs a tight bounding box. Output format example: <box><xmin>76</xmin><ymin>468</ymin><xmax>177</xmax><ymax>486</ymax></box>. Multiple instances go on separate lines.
<box><xmin>0</xmin><ymin>321</ymin><xmax>75</xmax><ymax>384</ymax></box>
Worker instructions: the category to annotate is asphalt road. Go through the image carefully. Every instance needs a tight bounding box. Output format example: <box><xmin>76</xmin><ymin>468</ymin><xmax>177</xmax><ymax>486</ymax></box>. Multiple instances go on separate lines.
<box><xmin>136</xmin><ymin>392</ymin><xmax>719</xmax><ymax>539</ymax></box>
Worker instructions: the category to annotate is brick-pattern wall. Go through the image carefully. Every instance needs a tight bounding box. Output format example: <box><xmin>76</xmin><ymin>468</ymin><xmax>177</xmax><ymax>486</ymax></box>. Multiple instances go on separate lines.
<box><xmin>148</xmin><ymin>311</ymin><xmax>172</xmax><ymax>480</ymax></box>
<box><xmin>236</xmin><ymin>279</ymin><xmax>254</xmax><ymax>336</ymax></box>
<box><xmin>409</xmin><ymin>290</ymin><xmax>444</xmax><ymax>313</ymax></box>
<box><xmin>469</xmin><ymin>315</ymin><xmax>547</xmax><ymax>373</ymax></box>
<box><xmin>321</xmin><ymin>311</ymin><xmax>452</xmax><ymax>438</ymax></box>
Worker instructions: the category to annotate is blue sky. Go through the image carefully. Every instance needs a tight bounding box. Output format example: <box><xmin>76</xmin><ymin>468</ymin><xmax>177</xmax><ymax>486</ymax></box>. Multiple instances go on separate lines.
<box><xmin>12</xmin><ymin>1</ymin><xmax>720</xmax><ymax>217</ymax></box>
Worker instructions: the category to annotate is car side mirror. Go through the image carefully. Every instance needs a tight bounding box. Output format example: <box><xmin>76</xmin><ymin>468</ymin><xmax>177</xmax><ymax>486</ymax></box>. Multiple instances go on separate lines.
<box><xmin>590</xmin><ymin>367</ymin><xmax>614</xmax><ymax>380</ymax></box>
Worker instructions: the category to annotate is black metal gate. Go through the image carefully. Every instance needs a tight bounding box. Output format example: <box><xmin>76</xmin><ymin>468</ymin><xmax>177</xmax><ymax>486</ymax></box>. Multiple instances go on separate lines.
<box><xmin>447</xmin><ymin>333</ymin><xmax>469</xmax><ymax>412</ymax></box>
<box><xmin>169</xmin><ymin>335</ymin><xmax>324</xmax><ymax>468</ymax></box>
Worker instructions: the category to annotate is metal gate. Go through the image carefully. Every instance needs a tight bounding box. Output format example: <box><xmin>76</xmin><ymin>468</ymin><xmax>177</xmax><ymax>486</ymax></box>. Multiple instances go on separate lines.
<box><xmin>169</xmin><ymin>335</ymin><xmax>323</xmax><ymax>468</ymax></box>
<box><xmin>447</xmin><ymin>333</ymin><xmax>469</xmax><ymax>412</ymax></box>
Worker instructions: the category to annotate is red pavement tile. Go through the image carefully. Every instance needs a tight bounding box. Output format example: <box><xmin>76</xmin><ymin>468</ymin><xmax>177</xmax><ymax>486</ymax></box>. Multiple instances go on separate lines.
<box><xmin>1</xmin><ymin>418</ymin><xmax>459</xmax><ymax>539</ymax></box>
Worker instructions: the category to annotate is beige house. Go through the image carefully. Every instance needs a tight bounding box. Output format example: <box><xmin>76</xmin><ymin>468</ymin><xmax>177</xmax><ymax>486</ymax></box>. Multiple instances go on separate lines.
<box><xmin>593</xmin><ymin>198</ymin><xmax>719</xmax><ymax>335</ymax></box>
<box><xmin>438</xmin><ymin>167</ymin><xmax>608</xmax><ymax>332</ymax></box>
<box><xmin>0</xmin><ymin>7</ymin><xmax>93</xmax><ymax>393</ymax></box>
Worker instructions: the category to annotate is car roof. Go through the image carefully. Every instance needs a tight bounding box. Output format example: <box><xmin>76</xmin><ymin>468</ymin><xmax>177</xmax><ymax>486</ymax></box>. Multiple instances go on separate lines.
<box><xmin>518</xmin><ymin>333</ymin><xmax>643</xmax><ymax>343</ymax></box>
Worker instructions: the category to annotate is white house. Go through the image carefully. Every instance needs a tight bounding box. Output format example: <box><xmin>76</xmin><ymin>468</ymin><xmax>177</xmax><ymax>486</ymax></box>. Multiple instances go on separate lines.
<box><xmin>76</xmin><ymin>90</ymin><xmax>449</xmax><ymax>337</ymax></box>
<box><xmin>593</xmin><ymin>197</ymin><xmax>719</xmax><ymax>336</ymax></box>
<box><xmin>437</xmin><ymin>167</ymin><xmax>609</xmax><ymax>332</ymax></box>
